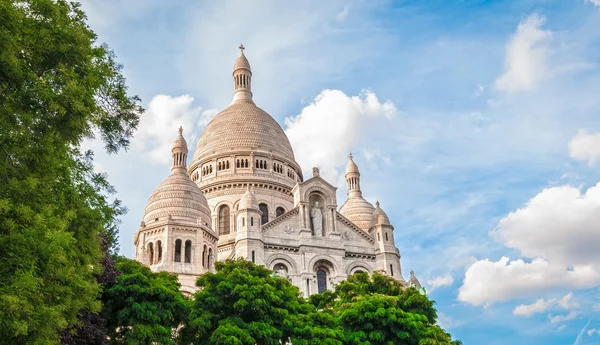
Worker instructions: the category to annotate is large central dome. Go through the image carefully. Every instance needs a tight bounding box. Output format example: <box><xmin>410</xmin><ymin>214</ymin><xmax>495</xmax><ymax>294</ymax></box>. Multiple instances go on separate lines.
<box><xmin>192</xmin><ymin>100</ymin><xmax>295</xmax><ymax>162</ymax></box>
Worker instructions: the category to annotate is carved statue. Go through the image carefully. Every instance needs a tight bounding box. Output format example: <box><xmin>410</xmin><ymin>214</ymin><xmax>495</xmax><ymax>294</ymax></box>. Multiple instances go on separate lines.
<box><xmin>311</xmin><ymin>201</ymin><xmax>323</xmax><ymax>235</ymax></box>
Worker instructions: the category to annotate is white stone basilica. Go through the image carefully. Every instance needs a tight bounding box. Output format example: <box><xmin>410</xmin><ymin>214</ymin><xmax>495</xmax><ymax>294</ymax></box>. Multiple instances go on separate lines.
<box><xmin>134</xmin><ymin>46</ymin><xmax>422</xmax><ymax>295</ymax></box>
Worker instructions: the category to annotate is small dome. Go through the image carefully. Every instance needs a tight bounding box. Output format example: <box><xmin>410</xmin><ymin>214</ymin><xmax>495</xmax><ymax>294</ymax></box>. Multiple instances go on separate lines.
<box><xmin>409</xmin><ymin>270</ymin><xmax>422</xmax><ymax>289</ymax></box>
<box><xmin>143</xmin><ymin>128</ymin><xmax>211</xmax><ymax>227</ymax></box>
<box><xmin>233</xmin><ymin>53</ymin><xmax>251</xmax><ymax>73</ymax></box>
<box><xmin>143</xmin><ymin>169</ymin><xmax>211</xmax><ymax>226</ymax></box>
<box><xmin>370</xmin><ymin>201</ymin><xmax>391</xmax><ymax>228</ymax></box>
<box><xmin>172</xmin><ymin>126</ymin><xmax>188</xmax><ymax>152</ymax></box>
<box><xmin>238</xmin><ymin>187</ymin><xmax>259</xmax><ymax>211</ymax></box>
<box><xmin>339</xmin><ymin>197</ymin><xmax>375</xmax><ymax>231</ymax></box>
<box><xmin>345</xmin><ymin>153</ymin><xmax>360</xmax><ymax>175</ymax></box>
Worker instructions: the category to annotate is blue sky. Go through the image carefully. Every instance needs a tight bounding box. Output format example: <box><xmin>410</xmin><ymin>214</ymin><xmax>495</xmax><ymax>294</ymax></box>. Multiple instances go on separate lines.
<box><xmin>80</xmin><ymin>1</ymin><xmax>600</xmax><ymax>344</ymax></box>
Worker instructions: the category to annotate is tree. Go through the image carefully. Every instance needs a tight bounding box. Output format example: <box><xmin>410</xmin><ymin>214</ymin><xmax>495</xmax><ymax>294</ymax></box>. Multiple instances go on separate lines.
<box><xmin>60</xmin><ymin>237</ymin><xmax>120</xmax><ymax>345</ymax></box>
<box><xmin>103</xmin><ymin>258</ymin><xmax>188</xmax><ymax>345</ymax></box>
<box><xmin>0</xmin><ymin>0</ymin><xmax>142</xmax><ymax>343</ymax></box>
<box><xmin>310</xmin><ymin>272</ymin><xmax>462</xmax><ymax>345</ymax></box>
<box><xmin>179</xmin><ymin>259</ymin><xmax>342</xmax><ymax>345</ymax></box>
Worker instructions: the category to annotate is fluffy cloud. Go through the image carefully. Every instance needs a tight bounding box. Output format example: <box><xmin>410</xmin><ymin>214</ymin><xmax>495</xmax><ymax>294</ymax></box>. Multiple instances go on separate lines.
<box><xmin>585</xmin><ymin>0</ymin><xmax>600</xmax><ymax>6</ymax></box>
<box><xmin>494</xmin><ymin>184</ymin><xmax>600</xmax><ymax>265</ymax></box>
<box><xmin>495</xmin><ymin>14</ymin><xmax>552</xmax><ymax>92</ymax></box>
<box><xmin>285</xmin><ymin>89</ymin><xmax>396</xmax><ymax>181</ymax></box>
<box><xmin>427</xmin><ymin>275</ymin><xmax>454</xmax><ymax>292</ymax></box>
<box><xmin>134</xmin><ymin>95</ymin><xmax>217</xmax><ymax>165</ymax></box>
<box><xmin>549</xmin><ymin>311</ymin><xmax>577</xmax><ymax>324</ymax></box>
<box><xmin>459</xmin><ymin>183</ymin><xmax>600</xmax><ymax>305</ymax></box>
<box><xmin>513</xmin><ymin>298</ymin><xmax>555</xmax><ymax>317</ymax></box>
<box><xmin>568</xmin><ymin>129</ymin><xmax>600</xmax><ymax>165</ymax></box>
<box><xmin>587</xmin><ymin>328</ymin><xmax>600</xmax><ymax>336</ymax></box>
<box><xmin>513</xmin><ymin>293</ymin><xmax>579</xmax><ymax>317</ymax></box>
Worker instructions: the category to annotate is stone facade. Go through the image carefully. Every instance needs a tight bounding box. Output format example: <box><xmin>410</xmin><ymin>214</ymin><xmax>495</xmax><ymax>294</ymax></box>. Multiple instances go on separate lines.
<box><xmin>135</xmin><ymin>45</ymin><xmax>418</xmax><ymax>295</ymax></box>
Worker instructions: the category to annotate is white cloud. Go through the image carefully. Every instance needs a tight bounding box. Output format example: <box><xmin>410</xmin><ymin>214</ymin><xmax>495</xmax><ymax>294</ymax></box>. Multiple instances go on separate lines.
<box><xmin>459</xmin><ymin>257</ymin><xmax>599</xmax><ymax>306</ymax></box>
<box><xmin>585</xmin><ymin>0</ymin><xmax>600</xmax><ymax>6</ymax></box>
<box><xmin>427</xmin><ymin>275</ymin><xmax>454</xmax><ymax>292</ymax></box>
<box><xmin>336</xmin><ymin>5</ymin><xmax>349</xmax><ymax>22</ymax></box>
<box><xmin>134</xmin><ymin>95</ymin><xmax>217</xmax><ymax>165</ymax></box>
<box><xmin>493</xmin><ymin>184</ymin><xmax>600</xmax><ymax>265</ymax></box>
<box><xmin>495</xmin><ymin>14</ymin><xmax>552</xmax><ymax>92</ymax></box>
<box><xmin>473</xmin><ymin>83</ymin><xmax>484</xmax><ymax>98</ymax></box>
<box><xmin>513</xmin><ymin>298</ymin><xmax>555</xmax><ymax>316</ymax></box>
<box><xmin>459</xmin><ymin>182</ymin><xmax>600</xmax><ymax>305</ymax></box>
<box><xmin>549</xmin><ymin>311</ymin><xmax>577</xmax><ymax>324</ymax></box>
<box><xmin>285</xmin><ymin>89</ymin><xmax>396</xmax><ymax>181</ymax></box>
<box><xmin>513</xmin><ymin>292</ymin><xmax>579</xmax><ymax>317</ymax></box>
<box><xmin>574</xmin><ymin>319</ymin><xmax>592</xmax><ymax>345</ymax></box>
<box><xmin>569</xmin><ymin>129</ymin><xmax>600</xmax><ymax>165</ymax></box>
<box><xmin>558</xmin><ymin>292</ymin><xmax>580</xmax><ymax>310</ymax></box>
<box><xmin>437</xmin><ymin>312</ymin><xmax>463</xmax><ymax>330</ymax></box>
<box><xmin>587</xmin><ymin>328</ymin><xmax>600</xmax><ymax>336</ymax></box>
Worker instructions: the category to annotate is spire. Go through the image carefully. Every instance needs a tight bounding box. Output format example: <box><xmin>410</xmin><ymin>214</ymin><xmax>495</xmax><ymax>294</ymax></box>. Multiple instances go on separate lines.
<box><xmin>172</xmin><ymin>126</ymin><xmax>188</xmax><ymax>171</ymax></box>
<box><xmin>232</xmin><ymin>44</ymin><xmax>253</xmax><ymax>104</ymax></box>
<box><xmin>345</xmin><ymin>152</ymin><xmax>361</xmax><ymax>197</ymax></box>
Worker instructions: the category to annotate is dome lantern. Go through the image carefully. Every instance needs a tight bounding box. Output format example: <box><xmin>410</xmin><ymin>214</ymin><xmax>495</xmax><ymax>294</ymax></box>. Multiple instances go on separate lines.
<box><xmin>232</xmin><ymin>43</ymin><xmax>253</xmax><ymax>104</ymax></box>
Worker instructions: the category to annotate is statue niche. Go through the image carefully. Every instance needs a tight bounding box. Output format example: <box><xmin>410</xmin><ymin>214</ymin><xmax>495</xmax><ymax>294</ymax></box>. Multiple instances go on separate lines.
<box><xmin>309</xmin><ymin>192</ymin><xmax>325</xmax><ymax>236</ymax></box>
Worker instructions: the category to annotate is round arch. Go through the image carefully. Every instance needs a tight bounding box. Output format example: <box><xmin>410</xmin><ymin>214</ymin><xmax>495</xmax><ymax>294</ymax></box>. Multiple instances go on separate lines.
<box><xmin>265</xmin><ymin>253</ymin><xmax>297</xmax><ymax>275</ymax></box>
<box><xmin>346</xmin><ymin>261</ymin><xmax>373</xmax><ymax>275</ymax></box>
<box><xmin>303</xmin><ymin>186</ymin><xmax>335</xmax><ymax>206</ymax></box>
<box><xmin>308</xmin><ymin>254</ymin><xmax>339</xmax><ymax>276</ymax></box>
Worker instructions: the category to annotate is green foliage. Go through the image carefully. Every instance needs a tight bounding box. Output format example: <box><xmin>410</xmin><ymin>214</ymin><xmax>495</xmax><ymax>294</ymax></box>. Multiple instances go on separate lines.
<box><xmin>310</xmin><ymin>272</ymin><xmax>462</xmax><ymax>345</ymax></box>
<box><xmin>104</xmin><ymin>258</ymin><xmax>188</xmax><ymax>345</ymax></box>
<box><xmin>0</xmin><ymin>0</ymin><xmax>142</xmax><ymax>343</ymax></box>
<box><xmin>179</xmin><ymin>259</ymin><xmax>343</xmax><ymax>345</ymax></box>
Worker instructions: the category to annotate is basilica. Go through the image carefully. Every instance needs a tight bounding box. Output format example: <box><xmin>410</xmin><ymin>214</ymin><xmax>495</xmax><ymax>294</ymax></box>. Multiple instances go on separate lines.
<box><xmin>133</xmin><ymin>46</ymin><xmax>422</xmax><ymax>295</ymax></box>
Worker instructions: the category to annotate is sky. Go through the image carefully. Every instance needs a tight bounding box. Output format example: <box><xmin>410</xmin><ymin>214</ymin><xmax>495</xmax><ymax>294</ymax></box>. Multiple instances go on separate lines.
<box><xmin>79</xmin><ymin>0</ymin><xmax>600</xmax><ymax>344</ymax></box>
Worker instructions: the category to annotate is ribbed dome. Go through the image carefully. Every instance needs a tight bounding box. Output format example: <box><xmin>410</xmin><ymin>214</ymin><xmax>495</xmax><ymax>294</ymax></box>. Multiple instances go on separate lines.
<box><xmin>238</xmin><ymin>187</ymin><xmax>259</xmax><ymax>211</ymax></box>
<box><xmin>173</xmin><ymin>126</ymin><xmax>188</xmax><ymax>152</ymax></box>
<box><xmin>143</xmin><ymin>169</ymin><xmax>212</xmax><ymax>226</ymax></box>
<box><xmin>234</xmin><ymin>53</ymin><xmax>251</xmax><ymax>72</ymax></box>
<box><xmin>192</xmin><ymin>102</ymin><xmax>296</xmax><ymax>162</ymax></box>
<box><xmin>345</xmin><ymin>153</ymin><xmax>360</xmax><ymax>175</ymax></box>
<box><xmin>409</xmin><ymin>270</ymin><xmax>422</xmax><ymax>289</ymax></box>
<box><xmin>339</xmin><ymin>197</ymin><xmax>375</xmax><ymax>231</ymax></box>
<box><xmin>370</xmin><ymin>201</ymin><xmax>391</xmax><ymax>228</ymax></box>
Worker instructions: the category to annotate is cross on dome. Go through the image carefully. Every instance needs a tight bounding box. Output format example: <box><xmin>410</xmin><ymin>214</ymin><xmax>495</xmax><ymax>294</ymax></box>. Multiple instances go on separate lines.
<box><xmin>178</xmin><ymin>126</ymin><xmax>183</xmax><ymax>135</ymax></box>
<box><xmin>239</xmin><ymin>43</ymin><xmax>245</xmax><ymax>54</ymax></box>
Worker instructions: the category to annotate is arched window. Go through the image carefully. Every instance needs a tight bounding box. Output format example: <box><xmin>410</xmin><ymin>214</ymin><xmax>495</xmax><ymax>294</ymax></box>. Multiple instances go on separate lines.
<box><xmin>218</xmin><ymin>205</ymin><xmax>231</xmax><ymax>235</ymax></box>
<box><xmin>245</xmin><ymin>159</ymin><xmax>248</xmax><ymax>168</ymax></box>
<box><xmin>236</xmin><ymin>160</ymin><xmax>240</xmax><ymax>168</ymax></box>
<box><xmin>385</xmin><ymin>232</ymin><xmax>389</xmax><ymax>241</ymax></box>
<box><xmin>251</xmin><ymin>250</ymin><xmax>255</xmax><ymax>263</ymax></box>
<box><xmin>174</xmin><ymin>239</ymin><xmax>182</xmax><ymax>262</ymax></box>
<box><xmin>208</xmin><ymin>248</ymin><xmax>212</xmax><ymax>268</ymax></box>
<box><xmin>226</xmin><ymin>161</ymin><xmax>230</xmax><ymax>169</ymax></box>
<box><xmin>276</xmin><ymin>207</ymin><xmax>285</xmax><ymax>217</ymax></box>
<box><xmin>242</xmin><ymin>217</ymin><xmax>245</xmax><ymax>227</ymax></box>
<box><xmin>156</xmin><ymin>241</ymin><xmax>162</xmax><ymax>263</ymax></box>
<box><xmin>185</xmin><ymin>240</ymin><xmax>192</xmax><ymax>263</ymax></box>
<box><xmin>202</xmin><ymin>245</ymin><xmax>207</xmax><ymax>267</ymax></box>
<box><xmin>390</xmin><ymin>264</ymin><xmax>394</xmax><ymax>276</ymax></box>
<box><xmin>256</xmin><ymin>160</ymin><xmax>259</xmax><ymax>168</ymax></box>
<box><xmin>250</xmin><ymin>217</ymin><xmax>254</xmax><ymax>226</ymax></box>
<box><xmin>259</xmin><ymin>203</ymin><xmax>269</xmax><ymax>225</ymax></box>
<box><xmin>377</xmin><ymin>233</ymin><xmax>380</xmax><ymax>241</ymax></box>
<box><xmin>317</xmin><ymin>269</ymin><xmax>327</xmax><ymax>293</ymax></box>
<box><xmin>148</xmin><ymin>242</ymin><xmax>154</xmax><ymax>265</ymax></box>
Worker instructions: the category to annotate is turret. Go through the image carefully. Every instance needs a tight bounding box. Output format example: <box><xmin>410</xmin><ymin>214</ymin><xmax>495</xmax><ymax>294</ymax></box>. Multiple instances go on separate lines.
<box><xmin>370</xmin><ymin>201</ymin><xmax>403</xmax><ymax>281</ymax></box>
<box><xmin>235</xmin><ymin>187</ymin><xmax>264</xmax><ymax>264</ymax></box>
<box><xmin>339</xmin><ymin>153</ymin><xmax>375</xmax><ymax>231</ymax></box>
